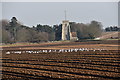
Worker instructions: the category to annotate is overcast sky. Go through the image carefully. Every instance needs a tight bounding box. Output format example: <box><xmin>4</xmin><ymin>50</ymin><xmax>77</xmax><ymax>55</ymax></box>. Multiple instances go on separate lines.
<box><xmin>2</xmin><ymin>2</ymin><xmax>118</xmax><ymax>28</ymax></box>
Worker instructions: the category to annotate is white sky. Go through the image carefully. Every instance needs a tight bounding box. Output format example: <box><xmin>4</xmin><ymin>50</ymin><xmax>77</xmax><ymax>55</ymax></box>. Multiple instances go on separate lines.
<box><xmin>1</xmin><ymin>2</ymin><xmax>118</xmax><ymax>28</ymax></box>
<box><xmin>1</xmin><ymin>0</ymin><xmax>119</xmax><ymax>2</ymax></box>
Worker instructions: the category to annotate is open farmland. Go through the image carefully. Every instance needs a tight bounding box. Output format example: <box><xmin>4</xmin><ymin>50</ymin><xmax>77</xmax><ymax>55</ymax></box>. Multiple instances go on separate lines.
<box><xmin>1</xmin><ymin>40</ymin><xmax>120</xmax><ymax>79</ymax></box>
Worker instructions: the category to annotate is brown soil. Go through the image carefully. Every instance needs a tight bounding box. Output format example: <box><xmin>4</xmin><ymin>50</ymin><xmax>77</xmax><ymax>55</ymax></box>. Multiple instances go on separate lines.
<box><xmin>1</xmin><ymin>40</ymin><xmax>120</xmax><ymax>79</ymax></box>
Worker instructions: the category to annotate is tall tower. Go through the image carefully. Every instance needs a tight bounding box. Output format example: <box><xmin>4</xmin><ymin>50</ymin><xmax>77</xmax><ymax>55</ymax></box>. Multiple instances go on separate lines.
<box><xmin>62</xmin><ymin>11</ymin><xmax>71</xmax><ymax>40</ymax></box>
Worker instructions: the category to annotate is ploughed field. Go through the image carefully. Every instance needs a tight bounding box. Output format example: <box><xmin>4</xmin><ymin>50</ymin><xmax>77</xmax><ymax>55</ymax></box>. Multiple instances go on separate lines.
<box><xmin>1</xmin><ymin>40</ymin><xmax>120</xmax><ymax>79</ymax></box>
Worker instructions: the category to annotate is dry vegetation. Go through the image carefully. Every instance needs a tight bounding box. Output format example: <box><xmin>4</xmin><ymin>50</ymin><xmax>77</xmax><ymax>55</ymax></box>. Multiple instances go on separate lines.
<box><xmin>97</xmin><ymin>32</ymin><xmax>120</xmax><ymax>39</ymax></box>
<box><xmin>1</xmin><ymin>40</ymin><xmax>120</xmax><ymax>79</ymax></box>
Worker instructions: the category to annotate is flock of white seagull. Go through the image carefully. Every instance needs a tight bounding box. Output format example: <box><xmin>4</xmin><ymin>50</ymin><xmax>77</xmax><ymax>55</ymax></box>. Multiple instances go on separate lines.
<box><xmin>6</xmin><ymin>48</ymin><xmax>106</xmax><ymax>54</ymax></box>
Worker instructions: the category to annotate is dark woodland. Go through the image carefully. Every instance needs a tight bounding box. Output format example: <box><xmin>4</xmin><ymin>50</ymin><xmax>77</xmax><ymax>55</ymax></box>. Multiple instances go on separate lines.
<box><xmin>1</xmin><ymin>17</ymin><xmax>119</xmax><ymax>43</ymax></box>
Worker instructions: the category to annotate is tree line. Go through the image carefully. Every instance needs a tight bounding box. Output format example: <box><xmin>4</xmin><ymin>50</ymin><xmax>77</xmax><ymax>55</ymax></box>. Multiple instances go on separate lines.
<box><xmin>105</xmin><ymin>26</ymin><xmax>120</xmax><ymax>32</ymax></box>
<box><xmin>1</xmin><ymin>17</ymin><xmax>55</xmax><ymax>43</ymax></box>
<box><xmin>1</xmin><ymin>17</ymin><xmax>103</xmax><ymax>43</ymax></box>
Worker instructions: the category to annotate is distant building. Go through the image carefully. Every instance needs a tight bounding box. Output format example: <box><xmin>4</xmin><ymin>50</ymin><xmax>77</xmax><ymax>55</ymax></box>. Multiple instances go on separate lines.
<box><xmin>61</xmin><ymin>20</ymin><xmax>78</xmax><ymax>41</ymax></box>
<box><xmin>62</xmin><ymin>20</ymin><xmax>70</xmax><ymax>40</ymax></box>
<box><xmin>70</xmin><ymin>32</ymin><xmax>78</xmax><ymax>41</ymax></box>
<box><xmin>61</xmin><ymin>10</ymin><xmax>78</xmax><ymax>41</ymax></box>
